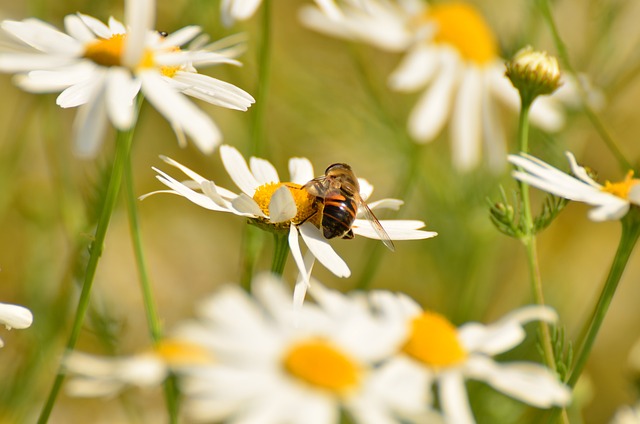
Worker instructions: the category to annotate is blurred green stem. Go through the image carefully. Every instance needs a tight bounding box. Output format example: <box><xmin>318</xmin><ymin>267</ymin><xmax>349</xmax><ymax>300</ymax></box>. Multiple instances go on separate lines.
<box><xmin>515</xmin><ymin>98</ymin><xmax>558</xmax><ymax>376</ymax></box>
<box><xmin>249</xmin><ymin>0</ymin><xmax>272</xmax><ymax>157</ymax></box>
<box><xmin>123</xmin><ymin>145</ymin><xmax>179</xmax><ymax>423</ymax></box>
<box><xmin>535</xmin><ymin>0</ymin><xmax>631</xmax><ymax>171</ymax></box>
<box><xmin>37</xmin><ymin>122</ymin><xmax>136</xmax><ymax>424</ymax></box>
<box><xmin>568</xmin><ymin>209</ymin><xmax>640</xmax><ymax>387</ymax></box>
<box><xmin>271</xmin><ymin>232</ymin><xmax>289</xmax><ymax>276</ymax></box>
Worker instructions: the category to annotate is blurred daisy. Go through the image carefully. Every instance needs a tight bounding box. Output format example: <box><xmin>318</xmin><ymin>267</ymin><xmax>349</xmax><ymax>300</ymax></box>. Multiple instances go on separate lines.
<box><xmin>63</xmin><ymin>339</ymin><xmax>211</xmax><ymax>397</ymax></box>
<box><xmin>611</xmin><ymin>402</ymin><xmax>640</xmax><ymax>424</ymax></box>
<box><xmin>0</xmin><ymin>0</ymin><xmax>254</xmax><ymax>157</ymax></box>
<box><xmin>0</xmin><ymin>302</ymin><xmax>33</xmax><ymax>348</ymax></box>
<box><xmin>176</xmin><ymin>273</ymin><xmax>440</xmax><ymax>423</ymax></box>
<box><xmin>371</xmin><ymin>290</ymin><xmax>571</xmax><ymax>424</ymax></box>
<box><xmin>221</xmin><ymin>0</ymin><xmax>343</xmax><ymax>26</ymax></box>
<box><xmin>144</xmin><ymin>145</ymin><xmax>437</xmax><ymax>300</ymax></box>
<box><xmin>300</xmin><ymin>0</ymin><xmax>570</xmax><ymax>171</ymax></box>
<box><xmin>509</xmin><ymin>152</ymin><xmax>640</xmax><ymax>221</ymax></box>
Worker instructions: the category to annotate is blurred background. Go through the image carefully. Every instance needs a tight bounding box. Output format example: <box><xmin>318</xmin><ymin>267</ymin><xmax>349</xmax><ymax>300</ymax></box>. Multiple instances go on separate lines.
<box><xmin>1</xmin><ymin>0</ymin><xmax>640</xmax><ymax>422</ymax></box>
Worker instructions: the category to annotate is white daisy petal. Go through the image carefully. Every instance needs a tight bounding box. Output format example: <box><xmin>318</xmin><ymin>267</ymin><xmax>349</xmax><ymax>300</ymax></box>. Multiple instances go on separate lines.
<box><xmin>529</xmin><ymin>96</ymin><xmax>565</xmax><ymax>132</ymax></box>
<box><xmin>352</xmin><ymin>219</ymin><xmax>436</xmax><ymax>240</ymax></box>
<box><xmin>123</xmin><ymin>0</ymin><xmax>155</xmax><ymax>67</ymax></box>
<box><xmin>0</xmin><ymin>303</ymin><xmax>33</xmax><ymax>330</ymax></box>
<box><xmin>0</xmin><ymin>53</ymin><xmax>77</xmax><ymax>73</ymax></box>
<box><xmin>389</xmin><ymin>45</ymin><xmax>439</xmax><ymax>91</ymax></box>
<box><xmin>465</xmin><ymin>356</ymin><xmax>570</xmax><ymax>408</ymax></box>
<box><xmin>171</xmin><ymin>72</ymin><xmax>255</xmax><ymax>110</ymax></box>
<box><xmin>72</xmin><ymin>72</ymin><xmax>108</xmax><ymax>158</ymax></box>
<box><xmin>107</xmin><ymin>17</ymin><xmax>126</xmax><ymax>35</ymax></box>
<box><xmin>358</xmin><ymin>178</ymin><xmax>374</xmax><ymax>201</ymax></box>
<box><xmin>230</xmin><ymin>193</ymin><xmax>266</xmax><ymax>217</ymax></box>
<box><xmin>16</xmin><ymin>63</ymin><xmax>94</xmax><ymax>92</ymax></box>
<box><xmin>105</xmin><ymin>67</ymin><xmax>139</xmax><ymax>129</ymax></box>
<box><xmin>64</xmin><ymin>14</ymin><xmax>96</xmax><ymax>43</ymax></box>
<box><xmin>2</xmin><ymin>19</ymin><xmax>82</xmax><ymax>55</ymax></box>
<box><xmin>220</xmin><ymin>145</ymin><xmax>261</xmax><ymax>196</ymax></box>
<box><xmin>439</xmin><ymin>371</ymin><xmax>475</xmax><ymax>424</ymax></box>
<box><xmin>250</xmin><ymin>157</ymin><xmax>281</xmax><ymax>186</ymax></box>
<box><xmin>160</xmin><ymin>25</ymin><xmax>201</xmax><ymax>48</ymax></box>
<box><xmin>408</xmin><ymin>50</ymin><xmax>459</xmax><ymax>142</ymax></box>
<box><xmin>289</xmin><ymin>157</ymin><xmax>315</xmax><ymax>185</ymax></box>
<box><xmin>366</xmin><ymin>199</ymin><xmax>403</xmax><ymax>211</ymax></box>
<box><xmin>56</xmin><ymin>77</ymin><xmax>98</xmax><ymax>108</ymax></box>
<box><xmin>292</xmin><ymin>240</ymin><xmax>316</xmax><ymax>312</ymax></box>
<box><xmin>451</xmin><ymin>65</ymin><xmax>483</xmax><ymax>171</ymax></box>
<box><xmin>299</xmin><ymin>222</ymin><xmax>351</xmax><ymax>278</ymax></box>
<box><xmin>140</xmin><ymin>71</ymin><xmax>221</xmax><ymax>154</ymax></box>
<box><xmin>76</xmin><ymin>13</ymin><xmax>112</xmax><ymax>38</ymax></box>
<box><xmin>269</xmin><ymin>186</ymin><xmax>297</xmax><ymax>223</ymax></box>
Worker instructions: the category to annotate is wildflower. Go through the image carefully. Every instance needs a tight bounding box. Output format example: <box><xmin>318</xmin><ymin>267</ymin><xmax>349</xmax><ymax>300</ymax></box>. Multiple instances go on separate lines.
<box><xmin>611</xmin><ymin>402</ymin><xmax>640</xmax><ymax>424</ymax></box>
<box><xmin>505</xmin><ymin>46</ymin><xmax>562</xmax><ymax>101</ymax></box>
<box><xmin>0</xmin><ymin>0</ymin><xmax>254</xmax><ymax>157</ymax></box>
<box><xmin>300</xmin><ymin>0</ymin><xmax>571</xmax><ymax>171</ymax></box>
<box><xmin>63</xmin><ymin>339</ymin><xmax>211</xmax><ymax>397</ymax></box>
<box><xmin>0</xmin><ymin>302</ymin><xmax>33</xmax><ymax>347</ymax></box>
<box><xmin>371</xmin><ymin>290</ymin><xmax>571</xmax><ymax>423</ymax></box>
<box><xmin>221</xmin><ymin>0</ymin><xmax>343</xmax><ymax>26</ymax></box>
<box><xmin>175</xmin><ymin>274</ymin><xmax>440</xmax><ymax>423</ymax></box>
<box><xmin>509</xmin><ymin>152</ymin><xmax>640</xmax><ymax>221</ymax></box>
<box><xmin>144</xmin><ymin>145</ymin><xmax>437</xmax><ymax>301</ymax></box>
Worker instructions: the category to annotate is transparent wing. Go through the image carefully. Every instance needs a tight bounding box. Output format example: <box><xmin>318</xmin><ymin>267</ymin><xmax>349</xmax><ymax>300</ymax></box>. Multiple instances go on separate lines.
<box><xmin>357</xmin><ymin>195</ymin><xmax>395</xmax><ymax>251</ymax></box>
<box><xmin>302</xmin><ymin>176</ymin><xmax>329</xmax><ymax>198</ymax></box>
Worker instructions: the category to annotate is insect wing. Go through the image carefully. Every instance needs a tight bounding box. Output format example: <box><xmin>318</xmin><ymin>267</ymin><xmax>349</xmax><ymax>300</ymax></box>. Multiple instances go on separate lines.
<box><xmin>357</xmin><ymin>196</ymin><xmax>395</xmax><ymax>251</ymax></box>
<box><xmin>302</xmin><ymin>176</ymin><xmax>330</xmax><ymax>198</ymax></box>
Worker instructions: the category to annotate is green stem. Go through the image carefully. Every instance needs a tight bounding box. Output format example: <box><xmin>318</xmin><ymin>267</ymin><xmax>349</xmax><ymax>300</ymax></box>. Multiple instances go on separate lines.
<box><xmin>536</xmin><ymin>0</ymin><xmax>631</xmax><ymax>172</ymax></box>
<box><xmin>123</xmin><ymin>145</ymin><xmax>179</xmax><ymax>423</ymax></box>
<box><xmin>271</xmin><ymin>232</ymin><xmax>289</xmax><ymax>276</ymax></box>
<box><xmin>37</xmin><ymin>125</ymin><xmax>135</xmax><ymax>424</ymax></box>
<box><xmin>516</xmin><ymin>98</ymin><xmax>558</xmax><ymax>374</ymax></box>
<box><xmin>567</xmin><ymin>209</ymin><xmax>640</xmax><ymax>387</ymax></box>
<box><xmin>249</xmin><ymin>0</ymin><xmax>272</xmax><ymax>157</ymax></box>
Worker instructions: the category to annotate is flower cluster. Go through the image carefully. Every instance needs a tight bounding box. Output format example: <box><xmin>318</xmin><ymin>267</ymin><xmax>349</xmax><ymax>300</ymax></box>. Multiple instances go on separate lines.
<box><xmin>65</xmin><ymin>275</ymin><xmax>570</xmax><ymax>424</ymax></box>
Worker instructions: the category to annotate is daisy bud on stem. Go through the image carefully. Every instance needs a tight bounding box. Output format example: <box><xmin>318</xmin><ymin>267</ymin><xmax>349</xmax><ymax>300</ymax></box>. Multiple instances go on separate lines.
<box><xmin>506</xmin><ymin>46</ymin><xmax>562</xmax><ymax>105</ymax></box>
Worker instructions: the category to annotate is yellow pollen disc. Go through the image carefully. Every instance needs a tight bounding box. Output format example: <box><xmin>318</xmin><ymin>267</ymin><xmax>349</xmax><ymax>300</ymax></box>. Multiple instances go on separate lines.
<box><xmin>283</xmin><ymin>339</ymin><xmax>360</xmax><ymax>392</ymax></box>
<box><xmin>84</xmin><ymin>34</ymin><xmax>126</xmax><ymax>67</ymax></box>
<box><xmin>602</xmin><ymin>170</ymin><xmax>640</xmax><ymax>199</ymax></box>
<box><xmin>153</xmin><ymin>339</ymin><xmax>212</xmax><ymax>366</ymax></box>
<box><xmin>403</xmin><ymin>312</ymin><xmax>467</xmax><ymax>368</ymax></box>
<box><xmin>421</xmin><ymin>2</ymin><xmax>498</xmax><ymax>65</ymax></box>
<box><xmin>252</xmin><ymin>182</ymin><xmax>318</xmax><ymax>224</ymax></box>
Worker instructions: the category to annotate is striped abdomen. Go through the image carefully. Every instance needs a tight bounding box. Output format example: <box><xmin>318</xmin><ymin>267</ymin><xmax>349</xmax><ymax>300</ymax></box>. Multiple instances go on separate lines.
<box><xmin>321</xmin><ymin>194</ymin><xmax>357</xmax><ymax>239</ymax></box>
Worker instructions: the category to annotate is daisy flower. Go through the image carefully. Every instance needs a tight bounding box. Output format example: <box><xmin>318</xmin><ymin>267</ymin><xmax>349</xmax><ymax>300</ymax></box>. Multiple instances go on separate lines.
<box><xmin>370</xmin><ymin>290</ymin><xmax>571</xmax><ymax>423</ymax></box>
<box><xmin>611</xmin><ymin>402</ymin><xmax>640</xmax><ymax>424</ymax></box>
<box><xmin>221</xmin><ymin>0</ymin><xmax>343</xmax><ymax>26</ymax></box>
<box><xmin>300</xmin><ymin>0</ymin><xmax>571</xmax><ymax>171</ymax></box>
<box><xmin>63</xmin><ymin>338</ymin><xmax>212</xmax><ymax>397</ymax></box>
<box><xmin>144</xmin><ymin>145</ymin><xmax>437</xmax><ymax>302</ymax></box>
<box><xmin>0</xmin><ymin>302</ymin><xmax>33</xmax><ymax>347</ymax></box>
<box><xmin>509</xmin><ymin>152</ymin><xmax>640</xmax><ymax>221</ymax></box>
<box><xmin>175</xmin><ymin>273</ymin><xmax>440</xmax><ymax>424</ymax></box>
<box><xmin>0</xmin><ymin>0</ymin><xmax>255</xmax><ymax>157</ymax></box>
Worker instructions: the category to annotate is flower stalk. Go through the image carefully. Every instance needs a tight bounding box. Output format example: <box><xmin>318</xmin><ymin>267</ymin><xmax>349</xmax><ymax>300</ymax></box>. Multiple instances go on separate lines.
<box><xmin>568</xmin><ymin>208</ymin><xmax>640</xmax><ymax>387</ymax></box>
<box><xmin>271</xmin><ymin>231</ymin><xmax>290</xmax><ymax>276</ymax></box>
<box><xmin>37</xmin><ymin>113</ymin><xmax>136</xmax><ymax>424</ymax></box>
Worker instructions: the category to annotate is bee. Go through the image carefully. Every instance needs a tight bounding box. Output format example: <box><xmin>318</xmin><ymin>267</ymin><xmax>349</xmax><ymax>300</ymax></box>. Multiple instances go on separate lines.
<box><xmin>302</xmin><ymin>163</ymin><xmax>395</xmax><ymax>251</ymax></box>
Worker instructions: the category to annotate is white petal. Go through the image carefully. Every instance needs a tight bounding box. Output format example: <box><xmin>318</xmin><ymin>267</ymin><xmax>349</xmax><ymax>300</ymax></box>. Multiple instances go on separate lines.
<box><xmin>170</xmin><ymin>72</ymin><xmax>255</xmax><ymax>111</ymax></box>
<box><xmin>358</xmin><ymin>178</ymin><xmax>374</xmax><ymax>201</ymax></box>
<box><xmin>250</xmin><ymin>157</ymin><xmax>280</xmax><ymax>185</ymax></box>
<box><xmin>289</xmin><ymin>157</ymin><xmax>315</xmax><ymax>185</ymax></box>
<box><xmin>140</xmin><ymin>71</ymin><xmax>221</xmax><ymax>154</ymax></box>
<box><xmin>159</xmin><ymin>25</ymin><xmax>201</xmax><ymax>47</ymax></box>
<box><xmin>1</xmin><ymin>19</ymin><xmax>82</xmax><ymax>55</ymax></box>
<box><xmin>564</xmin><ymin>151</ymin><xmax>601</xmax><ymax>187</ymax></box>
<box><xmin>0</xmin><ymin>53</ymin><xmax>77</xmax><ymax>73</ymax></box>
<box><xmin>480</xmin><ymin>74</ymin><xmax>507</xmax><ymax>172</ymax></box>
<box><xmin>108</xmin><ymin>17</ymin><xmax>126</xmax><ymax>35</ymax></box>
<box><xmin>439</xmin><ymin>371</ymin><xmax>475</xmax><ymax>424</ymax></box>
<box><xmin>465</xmin><ymin>356</ymin><xmax>571</xmax><ymax>407</ymax></box>
<box><xmin>72</xmin><ymin>71</ymin><xmax>108</xmax><ymax>158</ymax></box>
<box><xmin>290</xmin><ymin>226</ymin><xmax>314</xmax><ymax>311</ymax></box>
<box><xmin>0</xmin><ymin>303</ymin><xmax>33</xmax><ymax>330</ymax></box>
<box><xmin>408</xmin><ymin>50</ymin><xmax>460</xmax><ymax>142</ymax></box>
<box><xmin>352</xmin><ymin>219</ymin><xmax>437</xmax><ymax>240</ymax></box>
<box><xmin>268</xmin><ymin>186</ymin><xmax>297</xmax><ymax>223</ymax></box>
<box><xmin>220</xmin><ymin>145</ymin><xmax>260</xmax><ymax>196</ymax></box>
<box><xmin>230</xmin><ymin>193</ymin><xmax>266</xmax><ymax>217</ymax></box>
<box><xmin>105</xmin><ymin>67</ymin><xmax>139</xmax><ymax>129</ymax></box>
<box><xmin>389</xmin><ymin>45</ymin><xmax>439</xmax><ymax>91</ymax></box>
<box><xmin>230</xmin><ymin>0</ymin><xmax>263</xmax><ymax>21</ymax></box>
<box><xmin>529</xmin><ymin>96</ymin><xmax>565</xmax><ymax>132</ymax></box>
<box><xmin>123</xmin><ymin>0</ymin><xmax>155</xmax><ymax>67</ymax></box>
<box><xmin>15</xmin><ymin>62</ymin><xmax>94</xmax><ymax>92</ymax></box>
<box><xmin>451</xmin><ymin>65</ymin><xmax>483</xmax><ymax>171</ymax></box>
<box><xmin>64</xmin><ymin>14</ymin><xmax>96</xmax><ymax>43</ymax></box>
<box><xmin>366</xmin><ymin>199</ymin><xmax>403</xmax><ymax>211</ymax></box>
<box><xmin>159</xmin><ymin>155</ymin><xmax>208</xmax><ymax>184</ymax></box>
<box><xmin>298</xmin><ymin>222</ymin><xmax>351</xmax><ymax>277</ymax></box>
<box><xmin>76</xmin><ymin>13</ymin><xmax>112</xmax><ymax>39</ymax></box>
<box><xmin>56</xmin><ymin>77</ymin><xmax>98</xmax><ymax>108</ymax></box>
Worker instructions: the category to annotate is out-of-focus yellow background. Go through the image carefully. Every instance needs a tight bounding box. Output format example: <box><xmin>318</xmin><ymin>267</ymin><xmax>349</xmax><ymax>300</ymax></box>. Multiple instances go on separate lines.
<box><xmin>1</xmin><ymin>0</ymin><xmax>640</xmax><ymax>422</ymax></box>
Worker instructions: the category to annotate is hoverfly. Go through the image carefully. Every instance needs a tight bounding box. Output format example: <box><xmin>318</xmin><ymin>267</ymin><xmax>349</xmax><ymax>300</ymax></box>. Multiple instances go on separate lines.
<box><xmin>302</xmin><ymin>163</ymin><xmax>395</xmax><ymax>251</ymax></box>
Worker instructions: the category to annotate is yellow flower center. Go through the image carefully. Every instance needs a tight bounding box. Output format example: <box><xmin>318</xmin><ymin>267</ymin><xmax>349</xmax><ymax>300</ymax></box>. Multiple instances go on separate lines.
<box><xmin>418</xmin><ymin>2</ymin><xmax>498</xmax><ymax>65</ymax></box>
<box><xmin>252</xmin><ymin>182</ymin><xmax>319</xmax><ymax>225</ymax></box>
<box><xmin>84</xmin><ymin>34</ymin><xmax>127</xmax><ymax>67</ymax></box>
<box><xmin>83</xmin><ymin>33</ymin><xmax>180</xmax><ymax>76</ymax></box>
<box><xmin>602</xmin><ymin>171</ymin><xmax>640</xmax><ymax>199</ymax></box>
<box><xmin>153</xmin><ymin>339</ymin><xmax>212</xmax><ymax>366</ymax></box>
<box><xmin>283</xmin><ymin>339</ymin><xmax>361</xmax><ymax>393</ymax></box>
<box><xmin>403</xmin><ymin>311</ymin><xmax>467</xmax><ymax>368</ymax></box>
